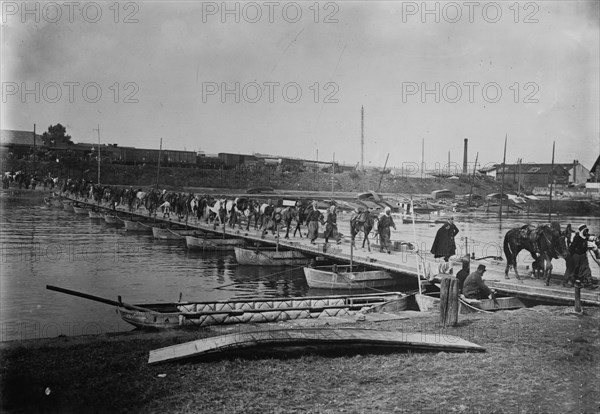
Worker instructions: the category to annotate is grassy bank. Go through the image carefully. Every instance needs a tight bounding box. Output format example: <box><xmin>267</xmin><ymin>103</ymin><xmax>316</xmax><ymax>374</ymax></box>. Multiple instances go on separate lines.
<box><xmin>1</xmin><ymin>306</ymin><xmax>598</xmax><ymax>413</ymax></box>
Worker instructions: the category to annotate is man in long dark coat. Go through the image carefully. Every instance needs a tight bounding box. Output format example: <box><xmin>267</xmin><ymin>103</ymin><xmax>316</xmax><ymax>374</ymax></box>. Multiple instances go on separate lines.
<box><xmin>430</xmin><ymin>217</ymin><xmax>459</xmax><ymax>262</ymax></box>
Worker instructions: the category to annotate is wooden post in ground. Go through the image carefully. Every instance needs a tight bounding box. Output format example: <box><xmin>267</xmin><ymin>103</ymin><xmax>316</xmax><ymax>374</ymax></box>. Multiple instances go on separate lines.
<box><xmin>574</xmin><ymin>285</ymin><xmax>582</xmax><ymax>313</ymax></box>
<box><xmin>440</xmin><ymin>276</ymin><xmax>459</xmax><ymax>327</ymax></box>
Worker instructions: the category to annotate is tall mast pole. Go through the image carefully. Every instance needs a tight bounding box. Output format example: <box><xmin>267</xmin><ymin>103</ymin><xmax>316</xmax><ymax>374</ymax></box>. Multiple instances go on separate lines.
<box><xmin>92</xmin><ymin>124</ymin><xmax>100</xmax><ymax>185</ymax></box>
<box><xmin>33</xmin><ymin>124</ymin><xmax>36</xmax><ymax>175</ymax></box>
<box><xmin>469</xmin><ymin>152</ymin><xmax>479</xmax><ymax>207</ymax></box>
<box><xmin>331</xmin><ymin>152</ymin><xmax>335</xmax><ymax>195</ymax></box>
<box><xmin>421</xmin><ymin>138</ymin><xmax>425</xmax><ymax>178</ymax></box>
<box><xmin>499</xmin><ymin>134</ymin><xmax>507</xmax><ymax>219</ymax></box>
<box><xmin>361</xmin><ymin>106</ymin><xmax>364</xmax><ymax>171</ymax></box>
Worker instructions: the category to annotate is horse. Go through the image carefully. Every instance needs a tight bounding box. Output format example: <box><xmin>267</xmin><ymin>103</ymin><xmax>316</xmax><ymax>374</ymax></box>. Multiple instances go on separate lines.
<box><xmin>292</xmin><ymin>201</ymin><xmax>309</xmax><ymax>238</ymax></box>
<box><xmin>504</xmin><ymin>222</ymin><xmax>568</xmax><ymax>284</ymax></box>
<box><xmin>350</xmin><ymin>210</ymin><xmax>378</xmax><ymax>252</ymax></box>
<box><xmin>205</xmin><ymin>198</ymin><xmax>227</xmax><ymax>228</ymax></box>
<box><xmin>281</xmin><ymin>206</ymin><xmax>297</xmax><ymax>239</ymax></box>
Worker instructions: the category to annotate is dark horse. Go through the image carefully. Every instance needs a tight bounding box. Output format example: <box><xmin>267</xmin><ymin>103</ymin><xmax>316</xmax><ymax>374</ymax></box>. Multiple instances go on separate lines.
<box><xmin>350</xmin><ymin>210</ymin><xmax>378</xmax><ymax>252</ymax></box>
<box><xmin>503</xmin><ymin>222</ymin><xmax>568</xmax><ymax>285</ymax></box>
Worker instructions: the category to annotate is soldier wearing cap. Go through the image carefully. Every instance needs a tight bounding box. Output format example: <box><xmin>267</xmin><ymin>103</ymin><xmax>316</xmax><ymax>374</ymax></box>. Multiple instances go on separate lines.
<box><xmin>456</xmin><ymin>255</ymin><xmax>471</xmax><ymax>293</ymax></box>
<box><xmin>463</xmin><ymin>264</ymin><xmax>494</xmax><ymax>300</ymax></box>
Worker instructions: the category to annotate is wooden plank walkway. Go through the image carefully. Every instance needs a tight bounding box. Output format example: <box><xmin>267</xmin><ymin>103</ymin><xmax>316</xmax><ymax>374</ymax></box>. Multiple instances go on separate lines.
<box><xmin>65</xmin><ymin>197</ymin><xmax>600</xmax><ymax>307</ymax></box>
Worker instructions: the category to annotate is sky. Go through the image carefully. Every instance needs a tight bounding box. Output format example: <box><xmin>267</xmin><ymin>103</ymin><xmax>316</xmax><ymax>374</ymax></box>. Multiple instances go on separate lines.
<box><xmin>1</xmin><ymin>1</ymin><xmax>599</xmax><ymax>171</ymax></box>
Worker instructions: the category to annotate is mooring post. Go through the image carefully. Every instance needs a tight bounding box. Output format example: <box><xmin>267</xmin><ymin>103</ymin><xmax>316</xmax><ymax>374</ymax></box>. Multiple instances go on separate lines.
<box><xmin>440</xmin><ymin>276</ymin><xmax>459</xmax><ymax>327</ymax></box>
<box><xmin>574</xmin><ymin>281</ymin><xmax>582</xmax><ymax>313</ymax></box>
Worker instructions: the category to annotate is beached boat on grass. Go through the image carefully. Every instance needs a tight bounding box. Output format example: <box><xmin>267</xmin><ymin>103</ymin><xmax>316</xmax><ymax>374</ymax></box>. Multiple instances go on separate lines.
<box><xmin>303</xmin><ymin>266</ymin><xmax>397</xmax><ymax>290</ymax></box>
<box><xmin>46</xmin><ymin>285</ymin><xmax>405</xmax><ymax>330</ymax></box>
<box><xmin>185</xmin><ymin>235</ymin><xmax>244</xmax><ymax>251</ymax></box>
<box><xmin>234</xmin><ymin>246</ymin><xmax>311</xmax><ymax>266</ymax></box>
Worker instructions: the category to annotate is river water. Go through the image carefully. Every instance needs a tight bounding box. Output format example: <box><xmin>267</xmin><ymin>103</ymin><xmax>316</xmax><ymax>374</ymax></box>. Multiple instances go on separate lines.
<box><xmin>1</xmin><ymin>190</ymin><xmax>598</xmax><ymax>342</ymax></box>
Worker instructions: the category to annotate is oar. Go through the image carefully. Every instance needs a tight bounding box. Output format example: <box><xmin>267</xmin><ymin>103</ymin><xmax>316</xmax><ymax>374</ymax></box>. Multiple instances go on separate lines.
<box><xmin>46</xmin><ymin>285</ymin><xmax>151</xmax><ymax>312</ymax></box>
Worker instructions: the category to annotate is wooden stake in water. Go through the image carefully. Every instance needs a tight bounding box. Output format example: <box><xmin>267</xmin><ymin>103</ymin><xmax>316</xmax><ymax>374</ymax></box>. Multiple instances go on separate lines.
<box><xmin>411</xmin><ymin>198</ymin><xmax>422</xmax><ymax>295</ymax></box>
<box><xmin>499</xmin><ymin>134</ymin><xmax>507</xmax><ymax>220</ymax></box>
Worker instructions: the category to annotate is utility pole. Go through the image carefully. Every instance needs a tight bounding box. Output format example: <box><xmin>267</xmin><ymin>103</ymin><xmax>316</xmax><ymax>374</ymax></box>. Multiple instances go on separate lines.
<box><xmin>499</xmin><ymin>134</ymin><xmax>507</xmax><ymax>220</ymax></box>
<box><xmin>93</xmin><ymin>124</ymin><xmax>100</xmax><ymax>185</ymax></box>
<box><xmin>156</xmin><ymin>138</ymin><xmax>162</xmax><ymax>189</ymax></box>
<box><xmin>548</xmin><ymin>141</ymin><xmax>555</xmax><ymax>221</ymax></box>
<box><xmin>360</xmin><ymin>106</ymin><xmax>364</xmax><ymax>171</ymax></box>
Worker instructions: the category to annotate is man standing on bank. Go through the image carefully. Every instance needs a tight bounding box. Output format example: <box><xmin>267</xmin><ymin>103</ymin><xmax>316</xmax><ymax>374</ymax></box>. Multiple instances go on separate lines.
<box><xmin>430</xmin><ymin>216</ymin><xmax>459</xmax><ymax>267</ymax></box>
<box><xmin>378</xmin><ymin>207</ymin><xmax>396</xmax><ymax>254</ymax></box>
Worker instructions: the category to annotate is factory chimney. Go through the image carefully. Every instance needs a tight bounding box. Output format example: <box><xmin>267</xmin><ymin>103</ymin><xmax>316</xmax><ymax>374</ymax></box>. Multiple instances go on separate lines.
<box><xmin>463</xmin><ymin>138</ymin><xmax>468</xmax><ymax>174</ymax></box>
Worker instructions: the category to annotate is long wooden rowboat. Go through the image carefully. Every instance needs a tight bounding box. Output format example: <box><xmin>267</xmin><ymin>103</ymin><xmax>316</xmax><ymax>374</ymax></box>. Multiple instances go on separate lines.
<box><xmin>46</xmin><ymin>285</ymin><xmax>405</xmax><ymax>330</ymax></box>
<box><xmin>148</xmin><ymin>327</ymin><xmax>485</xmax><ymax>364</ymax></box>
<box><xmin>304</xmin><ymin>266</ymin><xmax>396</xmax><ymax>290</ymax></box>
<box><xmin>415</xmin><ymin>293</ymin><xmax>526</xmax><ymax>313</ymax></box>
<box><xmin>72</xmin><ymin>206</ymin><xmax>88</xmax><ymax>215</ymax></box>
<box><xmin>185</xmin><ymin>235</ymin><xmax>245</xmax><ymax>251</ymax></box>
<box><xmin>234</xmin><ymin>246</ymin><xmax>311</xmax><ymax>266</ymax></box>
<box><xmin>123</xmin><ymin>219</ymin><xmax>153</xmax><ymax>232</ymax></box>
<box><xmin>152</xmin><ymin>227</ymin><xmax>205</xmax><ymax>240</ymax></box>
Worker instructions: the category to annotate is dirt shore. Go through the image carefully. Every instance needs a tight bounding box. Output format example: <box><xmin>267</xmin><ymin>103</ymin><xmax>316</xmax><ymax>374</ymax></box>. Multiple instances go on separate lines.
<box><xmin>1</xmin><ymin>305</ymin><xmax>598</xmax><ymax>413</ymax></box>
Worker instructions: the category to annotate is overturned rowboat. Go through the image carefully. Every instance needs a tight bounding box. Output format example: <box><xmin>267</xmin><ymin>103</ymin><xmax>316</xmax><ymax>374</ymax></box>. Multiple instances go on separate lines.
<box><xmin>148</xmin><ymin>327</ymin><xmax>485</xmax><ymax>364</ymax></box>
<box><xmin>304</xmin><ymin>266</ymin><xmax>397</xmax><ymax>290</ymax></box>
<box><xmin>46</xmin><ymin>285</ymin><xmax>407</xmax><ymax>330</ymax></box>
<box><xmin>234</xmin><ymin>246</ymin><xmax>311</xmax><ymax>266</ymax></box>
<box><xmin>185</xmin><ymin>235</ymin><xmax>245</xmax><ymax>251</ymax></box>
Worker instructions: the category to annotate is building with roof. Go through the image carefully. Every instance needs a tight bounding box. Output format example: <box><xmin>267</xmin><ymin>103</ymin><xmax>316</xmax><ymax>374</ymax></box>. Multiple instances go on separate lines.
<box><xmin>480</xmin><ymin>163</ymin><xmax>570</xmax><ymax>188</ymax></box>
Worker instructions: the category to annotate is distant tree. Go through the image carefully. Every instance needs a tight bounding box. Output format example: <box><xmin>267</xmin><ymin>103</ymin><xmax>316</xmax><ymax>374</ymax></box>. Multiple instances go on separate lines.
<box><xmin>42</xmin><ymin>124</ymin><xmax>73</xmax><ymax>147</ymax></box>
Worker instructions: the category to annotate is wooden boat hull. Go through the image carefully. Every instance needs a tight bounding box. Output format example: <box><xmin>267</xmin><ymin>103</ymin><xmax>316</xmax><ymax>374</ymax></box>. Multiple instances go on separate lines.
<box><xmin>117</xmin><ymin>292</ymin><xmax>405</xmax><ymax>329</ymax></box>
<box><xmin>88</xmin><ymin>211</ymin><xmax>103</xmax><ymax>219</ymax></box>
<box><xmin>303</xmin><ymin>267</ymin><xmax>396</xmax><ymax>290</ymax></box>
<box><xmin>104</xmin><ymin>214</ymin><xmax>122</xmax><ymax>225</ymax></box>
<box><xmin>415</xmin><ymin>293</ymin><xmax>526</xmax><ymax>313</ymax></box>
<box><xmin>152</xmin><ymin>227</ymin><xmax>204</xmax><ymax>240</ymax></box>
<box><xmin>234</xmin><ymin>246</ymin><xmax>311</xmax><ymax>266</ymax></box>
<box><xmin>148</xmin><ymin>327</ymin><xmax>485</xmax><ymax>364</ymax></box>
<box><xmin>123</xmin><ymin>219</ymin><xmax>152</xmax><ymax>232</ymax></box>
<box><xmin>185</xmin><ymin>235</ymin><xmax>245</xmax><ymax>251</ymax></box>
<box><xmin>62</xmin><ymin>203</ymin><xmax>74</xmax><ymax>212</ymax></box>
<box><xmin>72</xmin><ymin>206</ymin><xmax>88</xmax><ymax>215</ymax></box>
